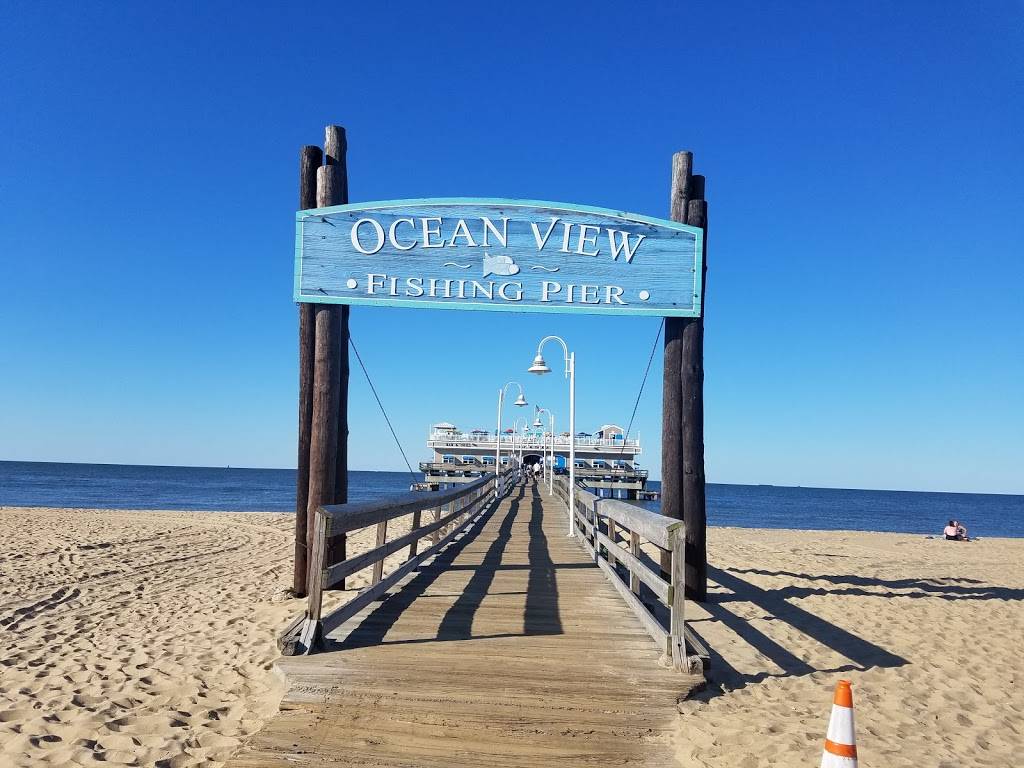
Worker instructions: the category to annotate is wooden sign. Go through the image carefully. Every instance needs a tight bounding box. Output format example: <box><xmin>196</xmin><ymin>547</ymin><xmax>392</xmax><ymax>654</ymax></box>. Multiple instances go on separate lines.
<box><xmin>294</xmin><ymin>199</ymin><xmax>703</xmax><ymax>316</ymax></box>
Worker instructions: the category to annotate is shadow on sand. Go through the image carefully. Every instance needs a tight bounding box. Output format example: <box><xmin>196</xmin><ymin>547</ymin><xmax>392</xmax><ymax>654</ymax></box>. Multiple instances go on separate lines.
<box><xmin>728</xmin><ymin>567</ymin><xmax>1024</xmax><ymax>601</ymax></box>
<box><xmin>686</xmin><ymin>565</ymin><xmax>914</xmax><ymax>701</ymax></box>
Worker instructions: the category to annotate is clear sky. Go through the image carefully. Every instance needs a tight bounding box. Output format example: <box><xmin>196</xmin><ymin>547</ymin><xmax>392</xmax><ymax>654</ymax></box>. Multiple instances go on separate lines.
<box><xmin>1</xmin><ymin>1</ymin><xmax>1021</xmax><ymax>494</ymax></box>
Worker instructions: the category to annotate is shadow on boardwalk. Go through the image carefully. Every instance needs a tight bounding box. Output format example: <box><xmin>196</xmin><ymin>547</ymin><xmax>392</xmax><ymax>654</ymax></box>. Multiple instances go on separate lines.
<box><xmin>228</xmin><ymin>480</ymin><xmax>699</xmax><ymax>768</ymax></box>
<box><xmin>333</xmin><ymin>481</ymin><xmax>566</xmax><ymax>650</ymax></box>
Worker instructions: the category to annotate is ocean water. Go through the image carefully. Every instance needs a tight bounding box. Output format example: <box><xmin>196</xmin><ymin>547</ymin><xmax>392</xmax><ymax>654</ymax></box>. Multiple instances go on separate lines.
<box><xmin>637</xmin><ymin>482</ymin><xmax>1024</xmax><ymax>538</ymax></box>
<box><xmin>1</xmin><ymin>461</ymin><xmax>1021</xmax><ymax>538</ymax></box>
<box><xmin>0</xmin><ymin>461</ymin><xmax>411</xmax><ymax>513</ymax></box>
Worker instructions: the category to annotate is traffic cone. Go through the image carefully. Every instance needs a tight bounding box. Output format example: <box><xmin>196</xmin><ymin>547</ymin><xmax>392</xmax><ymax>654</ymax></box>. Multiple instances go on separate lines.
<box><xmin>820</xmin><ymin>680</ymin><xmax>857</xmax><ymax>767</ymax></box>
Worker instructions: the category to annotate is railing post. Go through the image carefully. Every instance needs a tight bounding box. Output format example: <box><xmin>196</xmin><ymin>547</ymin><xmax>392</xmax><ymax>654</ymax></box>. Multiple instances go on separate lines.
<box><xmin>629</xmin><ymin>531</ymin><xmax>641</xmax><ymax>595</ymax></box>
<box><xmin>669</xmin><ymin>526</ymin><xmax>687</xmax><ymax>670</ymax></box>
<box><xmin>431</xmin><ymin>504</ymin><xmax>441</xmax><ymax>544</ymax></box>
<box><xmin>588</xmin><ymin>497</ymin><xmax>598</xmax><ymax>562</ymax></box>
<box><xmin>450</xmin><ymin>496</ymin><xmax>461</xmax><ymax>535</ymax></box>
<box><xmin>371</xmin><ymin>519</ymin><xmax>387</xmax><ymax>585</ymax></box>
<box><xmin>607</xmin><ymin>518</ymin><xmax>618</xmax><ymax>569</ymax></box>
<box><xmin>408</xmin><ymin>508</ymin><xmax>424</xmax><ymax>559</ymax></box>
<box><xmin>296</xmin><ymin>508</ymin><xmax>327</xmax><ymax>654</ymax></box>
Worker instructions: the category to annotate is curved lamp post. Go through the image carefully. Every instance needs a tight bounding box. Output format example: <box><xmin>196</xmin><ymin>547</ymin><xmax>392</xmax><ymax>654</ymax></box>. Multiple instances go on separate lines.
<box><xmin>528</xmin><ymin>336</ymin><xmax>575</xmax><ymax>536</ymax></box>
<box><xmin>496</xmin><ymin>382</ymin><xmax>527</xmax><ymax>496</ymax></box>
<box><xmin>533</xmin><ymin>407</ymin><xmax>556</xmax><ymax>497</ymax></box>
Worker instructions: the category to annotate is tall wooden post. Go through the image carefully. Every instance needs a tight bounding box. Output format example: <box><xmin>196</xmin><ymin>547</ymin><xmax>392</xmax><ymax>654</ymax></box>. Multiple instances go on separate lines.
<box><xmin>662</xmin><ymin>152</ymin><xmax>709</xmax><ymax>601</ymax></box>
<box><xmin>323</xmin><ymin>125</ymin><xmax>350</xmax><ymax>587</ymax></box>
<box><xmin>660</xmin><ymin>152</ymin><xmax>692</xmax><ymax>576</ymax></box>
<box><xmin>305</xmin><ymin>126</ymin><xmax>347</xmax><ymax>590</ymax></box>
<box><xmin>294</xmin><ymin>144</ymin><xmax>322</xmax><ymax>596</ymax></box>
<box><xmin>682</xmin><ymin>183</ymin><xmax>708</xmax><ymax>602</ymax></box>
<box><xmin>324</xmin><ymin>125</ymin><xmax>349</xmax><ymax>510</ymax></box>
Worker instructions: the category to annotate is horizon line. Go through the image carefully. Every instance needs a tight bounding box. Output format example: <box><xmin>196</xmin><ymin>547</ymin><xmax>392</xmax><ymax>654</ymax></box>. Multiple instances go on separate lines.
<box><xmin>1</xmin><ymin>458</ymin><xmax>1020</xmax><ymax>498</ymax></box>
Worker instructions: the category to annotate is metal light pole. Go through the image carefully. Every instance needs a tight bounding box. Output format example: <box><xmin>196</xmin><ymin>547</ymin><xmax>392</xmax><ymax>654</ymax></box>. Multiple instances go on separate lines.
<box><xmin>534</xmin><ymin>407</ymin><xmax>556</xmax><ymax>497</ymax></box>
<box><xmin>528</xmin><ymin>336</ymin><xmax>576</xmax><ymax>536</ymax></box>
<box><xmin>496</xmin><ymin>382</ymin><xmax>527</xmax><ymax>496</ymax></box>
<box><xmin>511</xmin><ymin>417</ymin><xmax>530</xmax><ymax>477</ymax></box>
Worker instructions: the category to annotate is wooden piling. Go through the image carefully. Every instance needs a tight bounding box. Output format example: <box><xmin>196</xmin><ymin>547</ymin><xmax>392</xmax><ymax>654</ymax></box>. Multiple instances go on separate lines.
<box><xmin>306</xmin><ymin>131</ymin><xmax>346</xmax><ymax>587</ymax></box>
<box><xmin>669</xmin><ymin>151</ymin><xmax>693</xmax><ymax>223</ymax></box>
<box><xmin>681</xmin><ymin>192</ymin><xmax>708</xmax><ymax>601</ymax></box>
<box><xmin>323</xmin><ymin>126</ymin><xmax>352</xmax><ymax>585</ymax></box>
<box><xmin>294</xmin><ymin>144</ymin><xmax>322</xmax><ymax>597</ymax></box>
<box><xmin>660</xmin><ymin>152</ymin><xmax>691</xmax><ymax>576</ymax></box>
<box><xmin>306</xmin><ymin>302</ymin><xmax>340</xmax><ymax>559</ymax></box>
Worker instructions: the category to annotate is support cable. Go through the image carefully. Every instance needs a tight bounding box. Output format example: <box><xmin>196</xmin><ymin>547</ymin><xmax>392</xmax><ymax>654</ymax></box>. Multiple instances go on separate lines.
<box><xmin>618</xmin><ymin>319</ymin><xmax>664</xmax><ymax>453</ymax></box>
<box><xmin>349</xmin><ymin>335</ymin><xmax>419</xmax><ymax>482</ymax></box>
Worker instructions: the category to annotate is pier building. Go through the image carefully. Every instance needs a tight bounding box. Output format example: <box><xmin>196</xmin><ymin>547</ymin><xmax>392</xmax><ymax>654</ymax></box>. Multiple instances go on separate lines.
<box><xmin>418</xmin><ymin>421</ymin><xmax>655</xmax><ymax>499</ymax></box>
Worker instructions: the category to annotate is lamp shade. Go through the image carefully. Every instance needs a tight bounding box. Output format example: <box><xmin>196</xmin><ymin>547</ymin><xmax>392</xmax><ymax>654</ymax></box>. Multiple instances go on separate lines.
<box><xmin>528</xmin><ymin>354</ymin><xmax>550</xmax><ymax>374</ymax></box>
<box><xmin>513</xmin><ymin>392</ymin><xmax>528</xmax><ymax>407</ymax></box>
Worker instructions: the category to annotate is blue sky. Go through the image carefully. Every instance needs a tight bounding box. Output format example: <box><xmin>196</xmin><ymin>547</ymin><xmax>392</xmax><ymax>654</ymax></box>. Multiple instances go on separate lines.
<box><xmin>1</xmin><ymin>1</ymin><xmax>1021</xmax><ymax>493</ymax></box>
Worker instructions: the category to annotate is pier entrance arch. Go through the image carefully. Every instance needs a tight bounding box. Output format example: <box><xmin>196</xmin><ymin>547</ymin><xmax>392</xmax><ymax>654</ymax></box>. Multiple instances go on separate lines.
<box><xmin>291</xmin><ymin>125</ymin><xmax>709</xmax><ymax>603</ymax></box>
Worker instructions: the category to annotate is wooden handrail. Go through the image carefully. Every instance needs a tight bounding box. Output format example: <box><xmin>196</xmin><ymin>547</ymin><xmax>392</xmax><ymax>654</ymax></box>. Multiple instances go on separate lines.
<box><xmin>324</xmin><ymin>488</ymin><xmax>492</xmax><ymax>587</ymax></box>
<box><xmin>280</xmin><ymin>466</ymin><xmax>519</xmax><ymax>655</ymax></box>
<box><xmin>553</xmin><ymin>476</ymin><xmax>707</xmax><ymax>674</ymax></box>
<box><xmin>321</xmin><ymin>473</ymin><xmax>495</xmax><ymax>535</ymax></box>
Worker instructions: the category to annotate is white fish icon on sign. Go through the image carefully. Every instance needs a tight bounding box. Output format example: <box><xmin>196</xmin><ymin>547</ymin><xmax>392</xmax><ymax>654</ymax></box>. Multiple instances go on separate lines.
<box><xmin>482</xmin><ymin>253</ymin><xmax>520</xmax><ymax>277</ymax></box>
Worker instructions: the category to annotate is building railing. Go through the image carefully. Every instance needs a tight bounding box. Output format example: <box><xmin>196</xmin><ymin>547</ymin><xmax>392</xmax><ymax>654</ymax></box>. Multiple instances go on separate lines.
<box><xmin>428</xmin><ymin>432</ymin><xmax>641</xmax><ymax>451</ymax></box>
<box><xmin>575</xmin><ymin>466</ymin><xmax>649</xmax><ymax>479</ymax></box>
<box><xmin>420</xmin><ymin>461</ymin><xmax>497</xmax><ymax>472</ymax></box>
<box><xmin>551</xmin><ymin>475</ymin><xmax>709</xmax><ymax>673</ymax></box>
<box><xmin>418</xmin><ymin>461</ymin><xmax>648</xmax><ymax>480</ymax></box>
<box><xmin>279</xmin><ymin>467</ymin><xmax>519</xmax><ymax>655</ymax></box>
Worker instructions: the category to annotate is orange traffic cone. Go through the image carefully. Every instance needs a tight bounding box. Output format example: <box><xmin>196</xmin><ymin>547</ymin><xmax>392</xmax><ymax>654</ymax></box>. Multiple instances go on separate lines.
<box><xmin>820</xmin><ymin>680</ymin><xmax>858</xmax><ymax>767</ymax></box>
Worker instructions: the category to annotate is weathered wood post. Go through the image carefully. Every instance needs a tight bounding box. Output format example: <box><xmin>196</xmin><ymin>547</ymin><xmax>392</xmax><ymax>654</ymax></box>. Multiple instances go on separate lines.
<box><xmin>660</xmin><ymin>152</ymin><xmax>691</xmax><ymax>577</ymax></box>
<box><xmin>306</xmin><ymin>125</ymin><xmax>348</xmax><ymax>590</ymax></box>
<box><xmin>294</xmin><ymin>144</ymin><xmax>322</xmax><ymax>596</ymax></box>
<box><xmin>669</xmin><ymin>524</ymin><xmax>687</xmax><ymax>670</ymax></box>
<box><xmin>324</xmin><ymin>125</ymin><xmax>350</xmax><ymax>588</ymax></box>
<box><xmin>662</xmin><ymin>152</ymin><xmax>708</xmax><ymax>602</ymax></box>
<box><xmin>682</xmin><ymin>181</ymin><xmax>708</xmax><ymax>601</ymax></box>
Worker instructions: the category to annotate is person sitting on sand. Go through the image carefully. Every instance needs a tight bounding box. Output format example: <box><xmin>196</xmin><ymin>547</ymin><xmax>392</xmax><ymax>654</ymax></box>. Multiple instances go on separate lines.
<box><xmin>944</xmin><ymin>520</ymin><xmax>969</xmax><ymax>541</ymax></box>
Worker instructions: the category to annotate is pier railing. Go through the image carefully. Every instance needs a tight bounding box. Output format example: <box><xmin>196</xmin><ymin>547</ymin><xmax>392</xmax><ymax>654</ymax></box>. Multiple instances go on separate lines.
<box><xmin>428</xmin><ymin>432</ymin><xmax>642</xmax><ymax>451</ymax></box>
<box><xmin>280</xmin><ymin>467</ymin><xmax>518</xmax><ymax>655</ymax></box>
<box><xmin>552</xmin><ymin>476</ymin><xmax>709</xmax><ymax>673</ymax></box>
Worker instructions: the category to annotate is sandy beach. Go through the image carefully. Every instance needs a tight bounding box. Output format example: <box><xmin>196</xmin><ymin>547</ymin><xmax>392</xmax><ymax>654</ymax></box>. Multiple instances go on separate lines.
<box><xmin>0</xmin><ymin>507</ymin><xmax>395</xmax><ymax>768</ymax></box>
<box><xmin>1</xmin><ymin>507</ymin><xmax>1021</xmax><ymax>767</ymax></box>
<box><xmin>679</xmin><ymin>528</ymin><xmax>1024</xmax><ymax>767</ymax></box>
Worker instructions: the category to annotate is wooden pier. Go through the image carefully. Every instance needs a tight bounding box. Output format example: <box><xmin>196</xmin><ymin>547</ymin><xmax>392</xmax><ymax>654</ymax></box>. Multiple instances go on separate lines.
<box><xmin>228</xmin><ymin>478</ymin><xmax>704</xmax><ymax>767</ymax></box>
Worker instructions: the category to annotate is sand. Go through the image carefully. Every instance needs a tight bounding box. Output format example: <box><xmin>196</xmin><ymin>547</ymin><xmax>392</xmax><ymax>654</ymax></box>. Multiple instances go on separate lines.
<box><xmin>678</xmin><ymin>528</ymin><xmax>1024</xmax><ymax>768</ymax></box>
<box><xmin>2</xmin><ymin>508</ymin><xmax>1021</xmax><ymax>767</ymax></box>
<box><xmin>0</xmin><ymin>506</ymin><xmax>390</xmax><ymax>768</ymax></box>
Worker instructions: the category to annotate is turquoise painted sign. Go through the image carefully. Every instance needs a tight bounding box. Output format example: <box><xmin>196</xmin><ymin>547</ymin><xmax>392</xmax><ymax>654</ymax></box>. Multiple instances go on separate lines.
<box><xmin>294</xmin><ymin>199</ymin><xmax>703</xmax><ymax>316</ymax></box>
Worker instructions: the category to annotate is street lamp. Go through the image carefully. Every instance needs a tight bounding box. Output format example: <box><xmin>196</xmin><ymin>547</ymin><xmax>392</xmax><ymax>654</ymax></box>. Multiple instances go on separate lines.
<box><xmin>528</xmin><ymin>336</ymin><xmax>576</xmax><ymax>536</ymax></box>
<box><xmin>534</xmin><ymin>406</ymin><xmax>556</xmax><ymax>497</ymax></box>
<box><xmin>511</xmin><ymin>416</ymin><xmax>530</xmax><ymax>471</ymax></box>
<box><xmin>496</xmin><ymin>382</ymin><xmax>527</xmax><ymax>496</ymax></box>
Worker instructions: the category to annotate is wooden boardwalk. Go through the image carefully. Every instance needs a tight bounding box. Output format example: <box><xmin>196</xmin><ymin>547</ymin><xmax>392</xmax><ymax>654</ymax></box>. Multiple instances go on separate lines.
<box><xmin>229</xmin><ymin>481</ymin><xmax>701</xmax><ymax>767</ymax></box>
